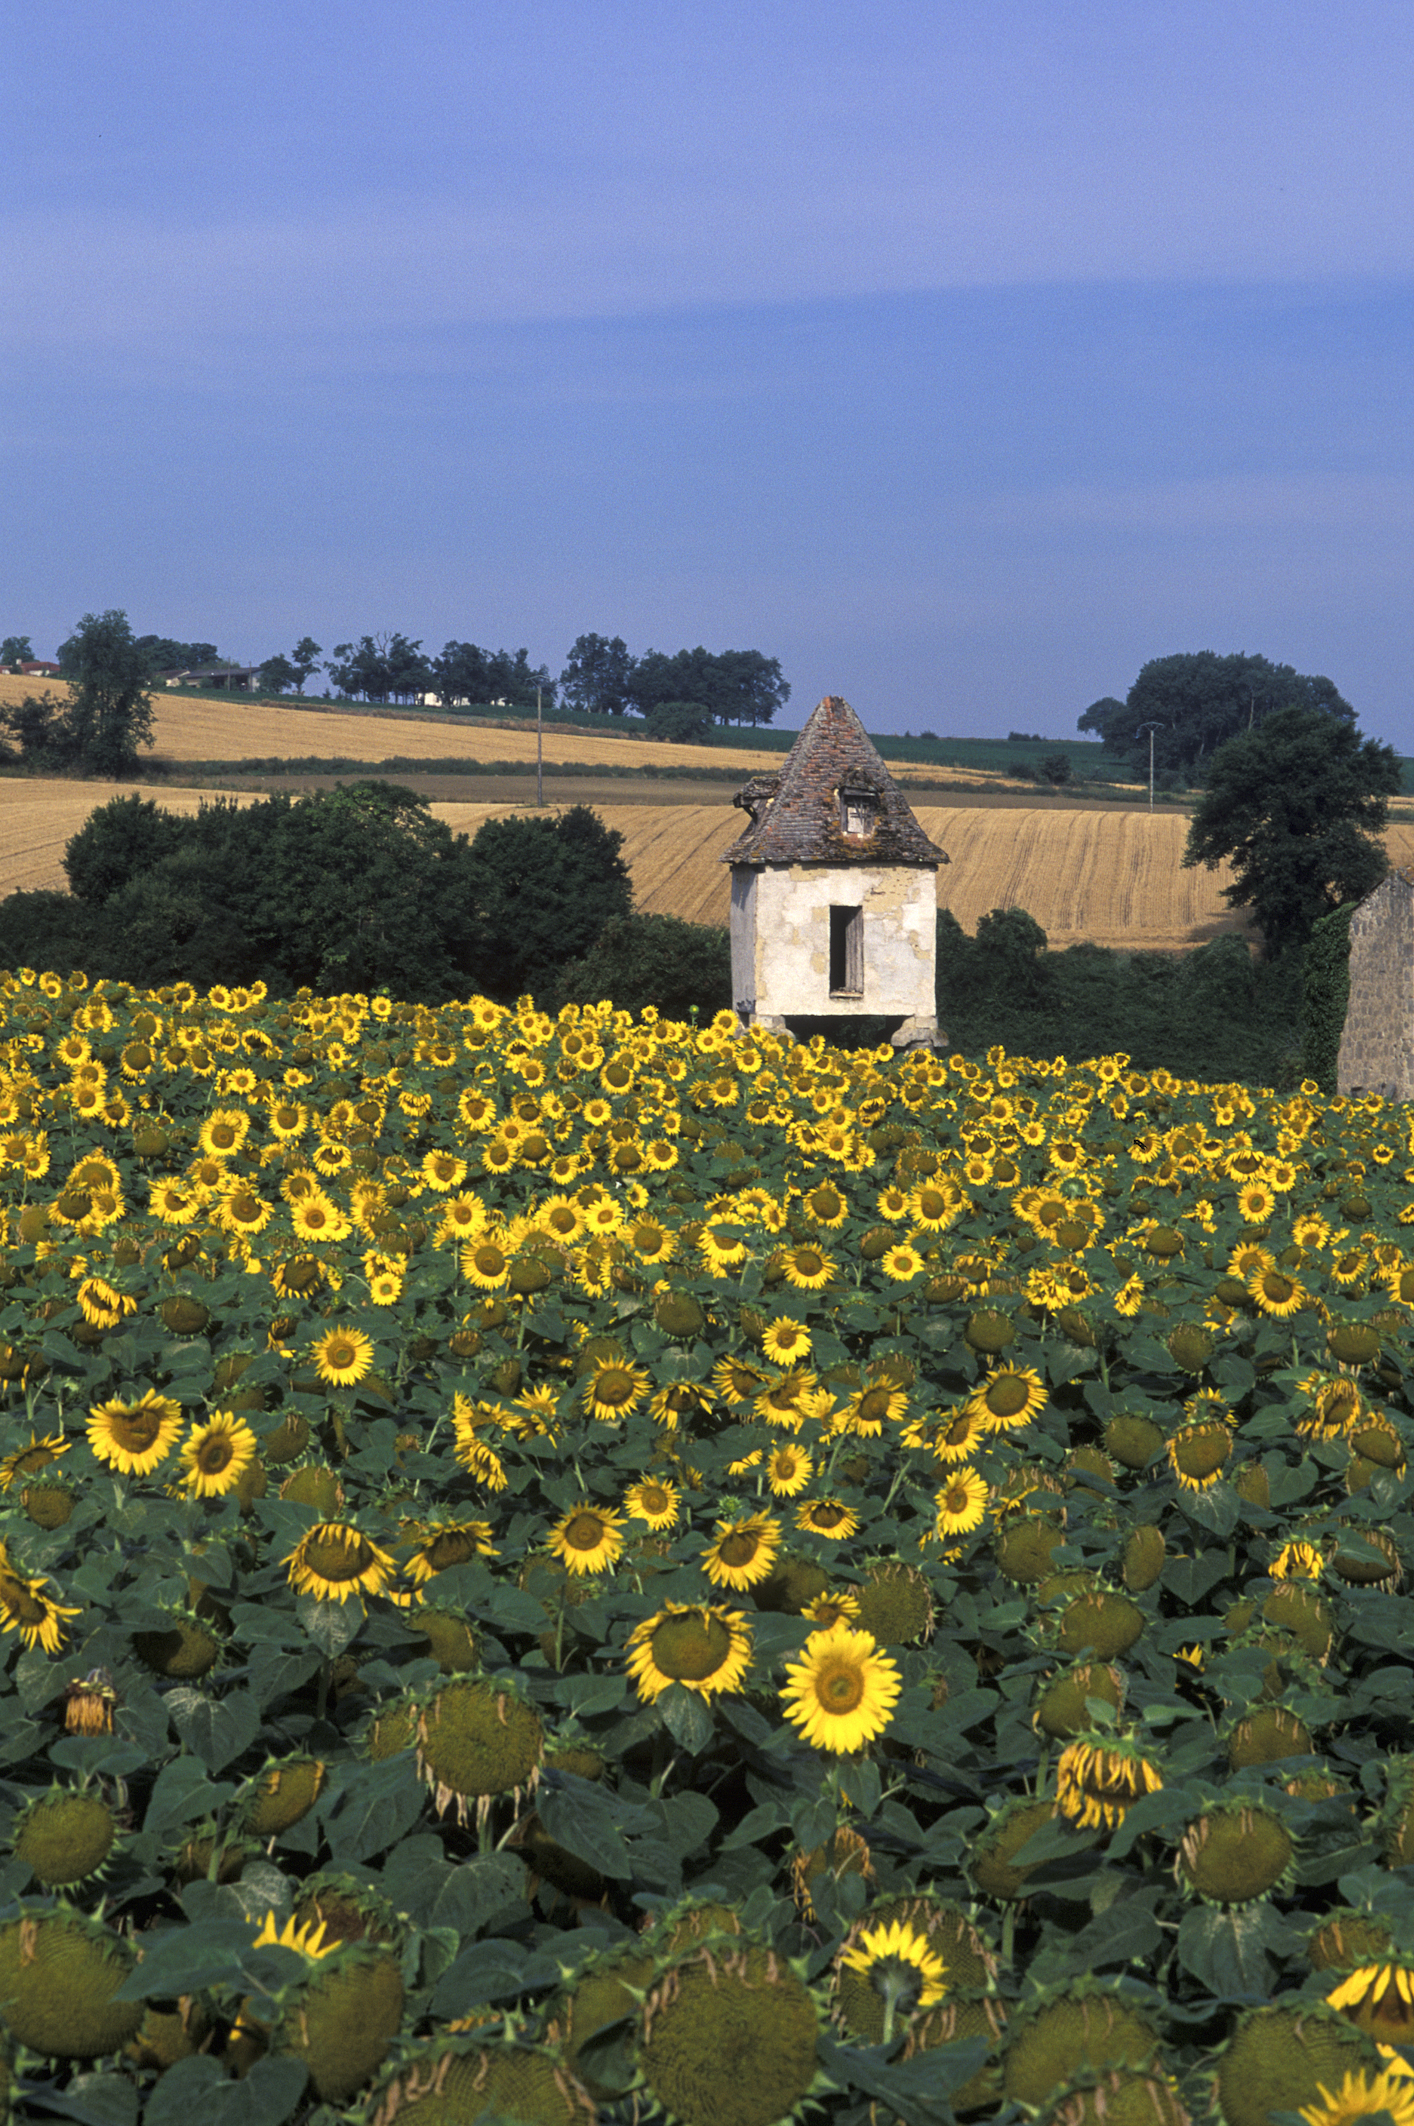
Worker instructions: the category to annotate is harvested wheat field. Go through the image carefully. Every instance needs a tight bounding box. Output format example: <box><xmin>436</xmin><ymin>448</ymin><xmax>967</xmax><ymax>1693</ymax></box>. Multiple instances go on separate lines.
<box><xmin>0</xmin><ymin>678</ymin><xmax>788</xmax><ymax>778</ymax></box>
<box><xmin>0</xmin><ymin>781</ymin><xmax>257</xmax><ymax>897</ymax></box>
<box><xmin>0</xmin><ymin>678</ymin><xmax>1037</xmax><ymax>787</ymax></box>
<box><xmin>422</xmin><ymin>800</ymin><xmax>1252</xmax><ymax>951</ymax></box>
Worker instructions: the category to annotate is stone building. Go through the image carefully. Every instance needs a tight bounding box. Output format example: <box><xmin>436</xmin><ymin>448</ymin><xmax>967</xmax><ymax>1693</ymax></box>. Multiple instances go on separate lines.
<box><xmin>722</xmin><ymin>693</ymin><xmax>947</xmax><ymax>1046</ymax></box>
<box><xmin>1337</xmin><ymin>867</ymin><xmax>1414</xmax><ymax>1098</ymax></box>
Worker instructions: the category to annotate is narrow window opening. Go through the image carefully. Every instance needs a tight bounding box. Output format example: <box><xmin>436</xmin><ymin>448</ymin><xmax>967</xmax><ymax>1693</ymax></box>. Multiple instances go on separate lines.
<box><xmin>840</xmin><ymin>788</ymin><xmax>877</xmax><ymax>837</ymax></box>
<box><xmin>829</xmin><ymin>905</ymin><xmax>864</xmax><ymax>995</ymax></box>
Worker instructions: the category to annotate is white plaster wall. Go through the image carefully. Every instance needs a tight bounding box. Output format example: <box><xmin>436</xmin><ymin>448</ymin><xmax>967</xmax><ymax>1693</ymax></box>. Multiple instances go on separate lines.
<box><xmin>729</xmin><ymin>869</ymin><xmax>759</xmax><ymax>1010</ymax></box>
<box><xmin>731</xmin><ymin>863</ymin><xmax>936</xmax><ymax>1017</ymax></box>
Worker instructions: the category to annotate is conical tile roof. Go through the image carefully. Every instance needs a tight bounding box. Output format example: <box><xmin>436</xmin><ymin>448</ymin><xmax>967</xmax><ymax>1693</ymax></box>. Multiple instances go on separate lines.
<box><xmin>722</xmin><ymin>695</ymin><xmax>947</xmax><ymax>868</ymax></box>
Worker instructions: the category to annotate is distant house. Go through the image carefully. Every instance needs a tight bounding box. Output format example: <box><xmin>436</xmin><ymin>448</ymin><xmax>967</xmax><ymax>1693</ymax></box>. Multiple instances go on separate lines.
<box><xmin>13</xmin><ymin>661</ymin><xmax>60</xmax><ymax>677</ymax></box>
<box><xmin>157</xmin><ymin>664</ymin><xmax>263</xmax><ymax>692</ymax></box>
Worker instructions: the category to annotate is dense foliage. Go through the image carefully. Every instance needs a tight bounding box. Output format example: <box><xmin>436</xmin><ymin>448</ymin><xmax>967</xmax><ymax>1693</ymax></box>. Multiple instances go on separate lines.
<box><xmin>1080</xmin><ymin>656</ymin><xmax>1357</xmax><ymax>783</ymax></box>
<box><xmin>0</xmin><ymin>793</ymin><xmax>634</xmax><ymax>1009</ymax></box>
<box><xmin>6</xmin><ymin>613</ymin><xmax>157</xmax><ymax>778</ymax></box>
<box><xmin>936</xmin><ymin>911</ymin><xmax>1304</xmax><ymax>1089</ymax></box>
<box><xmin>1183</xmin><ymin>709</ymin><xmax>1400</xmax><ymax>957</ymax></box>
<box><xmin>0</xmin><ymin>975</ymin><xmax>1407</xmax><ymax>2123</ymax></box>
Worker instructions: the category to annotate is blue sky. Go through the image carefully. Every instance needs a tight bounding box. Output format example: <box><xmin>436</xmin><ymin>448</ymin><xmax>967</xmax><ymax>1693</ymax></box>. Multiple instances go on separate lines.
<box><xmin>5</xmin><ymin>1</ymin><xmax>1414</xmax><ymax>741</ymax></box>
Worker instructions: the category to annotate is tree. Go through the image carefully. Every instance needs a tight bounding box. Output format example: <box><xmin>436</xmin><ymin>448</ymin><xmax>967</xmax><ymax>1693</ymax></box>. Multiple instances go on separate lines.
<box><xmin>291</xmin><ymin>639</ymin><xmax>323</xmax><ymax>694</ymax></box>
<box><xmin>557</xmin><ymin>912</ymin><xmax>732</xmax><ymax>1017</ymax></box>
<box><xmin>560</xmin><ymin>634</ymin><xmax>635</xmax><ymax>716</ymax></box>
<box><xmin>1</xmin><ymin>637</ymin><xmax>34</xmax><ymax>667</ymax></box>
<box><xmin>128</xmin><ymin>636</ymin><xmax>219</xmax><ymax>675</ymax></box>
<box><xmin>461</xmin><ymin>806</ymin><xmax>633</xmax><ymax>1002</ymax></box>
<box><xmin>1079</xmin><ymin>653</ymin><xmax>1356</xmax><ymax>780</ymax></box>
<box><xmin>1182</xmin><ymin>705</ymin><xmax>1401</xmax><ymax>956</ymax></box>
<box><xmin>430</xmin><ymin>642</ymin><xmax>556</xmax><ymax>712</ymax></box>
<box><xmin>1040</xmin><ymin>752</ymin><xmax>1072</xmax><ymax>786</ymax></box>
<box><xmin>626</xmin><ymin>646</ymin><xmax>788</xmax><ymax>727</ymax></box>
<box><xmin>258</xmin><ymin>654</ymin><xmax>299</xmax><ymax>694</ymax></box>
<box><xmin>327</xmin><ymin>634</ymin><xmax>431</xmax><ymax>704</ymax></box>
<box><xmin>642</xmin><ymin>700</ymin><xmax>714</xmax><ymax>743</ymax></box>
<box><xmin>50</xmin><ymin>610</ymin><xmax>156</xmax><ymax>775</ymax></box>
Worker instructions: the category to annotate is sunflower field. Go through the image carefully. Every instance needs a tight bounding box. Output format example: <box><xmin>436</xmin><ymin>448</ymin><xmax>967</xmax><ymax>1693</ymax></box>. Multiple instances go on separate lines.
<box><xmin>0</xmin><ymin>972</ymin><xmax>1411</xmax><ymax>2126</ymax></box>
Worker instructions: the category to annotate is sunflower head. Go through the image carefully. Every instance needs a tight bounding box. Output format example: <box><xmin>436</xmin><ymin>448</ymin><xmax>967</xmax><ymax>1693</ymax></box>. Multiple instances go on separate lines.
<box><xmin>625</xmin><ymin>1602</ymin><xmax>753</xmax><ymax>1703</ymax></box>
<box><xmin>415</xmin><ymin>1676</ymin><xmax>544</xmax><ymax>1824</ymax></box>
<box><xmin>1177</xmin><ymin>1799</ymin><xmax>1296</xmax><ymax>1905</ymax></box>
<box><xmin>635</xmin><ymin>1944</ymin><xmax>819</xmax><ymax>2126</ymax></box>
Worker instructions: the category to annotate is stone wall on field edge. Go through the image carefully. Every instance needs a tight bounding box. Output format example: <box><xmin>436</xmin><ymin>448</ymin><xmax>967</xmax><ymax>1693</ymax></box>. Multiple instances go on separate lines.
<box><xmin>1337</xmin><ymin>868</ymin><xmax>1414</xmax><ymax>1099</ymax></box>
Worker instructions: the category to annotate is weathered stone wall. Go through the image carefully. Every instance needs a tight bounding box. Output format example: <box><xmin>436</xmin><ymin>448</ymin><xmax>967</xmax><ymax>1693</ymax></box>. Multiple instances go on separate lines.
<box><xmin>1337</xmin><ymin>872</ymin><xmax>1414</xmax><ymax>1098</ymax></box>
<box><xmin>729</xmin><ymin>861</ymin><xmax>935</xmax><ymax>1020</ymax></box>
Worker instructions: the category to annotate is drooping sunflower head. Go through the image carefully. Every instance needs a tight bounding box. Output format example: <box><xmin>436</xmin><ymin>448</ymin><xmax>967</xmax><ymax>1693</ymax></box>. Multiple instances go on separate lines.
<box><xmin>416</xmin><ymin>1676</ymin><xmax>544</xmax><ymax>1824</ymax></box>
<box><xmin>12</xmin><ymin>1787</ymin><xmax>118</xmax><ymax>1887</ymax></box>
<box><xmin>1176</xmin><ymin>1798</ymin><xmax>1296</xmax><ymax>1905</ymax></box>
<box><xmin>1325</xmin><ymin>1960</ymin><xmax>1414</xmax><ymax>2042</ymax></box>
<box><xmin>635</xmin><ymin>1944</ymin><xmax>820</xmax><ymax>2126</ymax></box>
<box><xmin>286</xmin><ymin>1521</ymin><xmax>396</xmax><ymax>1604</ymax></box>
<box><xmin>1056</xmin><ymin>1731</ymin><xmax>1163</xmax><ymax>1832</ymax></box>
<box><xmin>855</xmin><ymin>1560</ymin><xmax>935</xmax><ymax>1645</ymax></box>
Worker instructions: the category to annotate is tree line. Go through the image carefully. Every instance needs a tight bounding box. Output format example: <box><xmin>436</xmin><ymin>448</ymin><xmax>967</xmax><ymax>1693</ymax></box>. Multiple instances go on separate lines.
<box><xmin>5</xmin><ymin>616</ymin><xmax>790</xmax><ymax>739</ymax></box>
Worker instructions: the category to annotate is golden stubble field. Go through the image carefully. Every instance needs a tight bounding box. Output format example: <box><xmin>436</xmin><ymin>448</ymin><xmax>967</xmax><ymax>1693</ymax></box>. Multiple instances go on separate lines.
<box><xmin>4</xmin><ymin>685</ymin><xmax>1408</xmax><ymax>951</ymax></box>
<box><xmin>0</xmin><ymin>679</ymin><xmax>1016</xmax><ymax>786</ymax></box>
<box><xmin>0</xmin><ymin>777</ymin><xmax>1291</xmax><ymax>953</ymax></box>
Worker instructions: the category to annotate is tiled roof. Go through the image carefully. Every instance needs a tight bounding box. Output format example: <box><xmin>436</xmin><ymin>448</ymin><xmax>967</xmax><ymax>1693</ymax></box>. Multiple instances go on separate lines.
<box><xmin>721</xmin><ymin>695</ymin><xmax>948</xmax><ymax>868</ymax></box>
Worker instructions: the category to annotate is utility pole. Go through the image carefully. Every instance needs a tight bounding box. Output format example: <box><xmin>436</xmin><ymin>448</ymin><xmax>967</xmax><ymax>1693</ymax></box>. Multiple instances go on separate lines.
<box><xmin>536</xmin><ymin>684</ymin><xmax>543</xmax><ymax>807</ymax></box>
<box><xmin>1135</xmin><ymin>722</ymin><xmax>1165</xmax><ymax>811</ymax></box>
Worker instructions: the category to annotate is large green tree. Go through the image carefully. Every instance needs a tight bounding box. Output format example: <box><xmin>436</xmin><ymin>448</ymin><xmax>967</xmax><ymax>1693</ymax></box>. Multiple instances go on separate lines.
<box><xmin>1182</xmin><ymin>705</ymin><xmax>1401</xmax><ymax>955</ymax></box>
<box><xmin>43</xmin><ymin>610</ymin><xmax>157</xmax><ymax>773</ymax></box>
<box><xmin>1080</xmin><ymin>652</ymin><xmax>1355</xmax><ymax>779</ymax></box>
<box><xmin>560</xmin><ymin>633</ymin><xmax>635</xmax><ymax>716</ymax></box>
<box><xmin>461</xmin><ymin>806</ymin><xmax>632</xmax><ymax>1002</ymax></box>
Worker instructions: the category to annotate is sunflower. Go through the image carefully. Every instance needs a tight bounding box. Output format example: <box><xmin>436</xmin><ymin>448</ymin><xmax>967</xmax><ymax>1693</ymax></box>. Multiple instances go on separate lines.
<box><xmin>779</xmin><ymin>1243</ymin><xmax>836</xmax><ymax>1290</ymax></box>
<box><xmin>249</xmin><ymin>1911</ymin><xmax>336</xmax><ymax>1962</ymax></box>
<box><xmin>766</xmin><ymin>1443</ymin><xmax>815</xmax><ymax>1497</ymax></box>
<box><xmin>1271</xmin><ymin>1540</ymin><xmax>1325</xmax><ymax>1581</ymax></box>
<box><xmin>803</xmin><ymin>1589</ymin><xmax>862</xmax><ymax>1629</ymax></box>
<box><xmin>1248</xmin><ymin>1264</ymin><xmax>1308</xmax><ymax>1318</ymax></box>
<box><xmin>934</xmin><ymin>1467</ymin><xmax>989</xmax><ymax>1537</ymax></box>
<box><xmin>290</xmin><ymin>1194</ymin><xmax>352</xmax><ymax>1244</ymax></box>
<box><xmin>178</xmin><ymin>1414</ymin><xmax>259</xmax><ymax>1499</ymax></box>
<box><xmin>311</xmin><ymin>1326</ymin><xmax>375</xmax><ymax>1388</ymax></box>
<box><xmin>712</xmin><ymin>1355</ymin><xmax>767</xmax><ymax>1406</ymax></box>
<box><xmin>1056</xmin><ymin>1732</ymin><xmax>1163</xmax><ymax>1830</ymax></box>
<box><xmin>403</xmin><ymin>1518</ymin><xmax>498</xmax><ymax>1581</ymax></box>
<box><xmin>1300</xmin><ymin>2069</ymin><xmax>1414</xmax><ymax>2126</ymax></box>
<box><xmin>87</xmin><ymin>1391</ymin><xmax>184</xmax><ymax>1476</ymax></box>
<box><xmin>880</xmin><ymin>1244</ymin><xmax>925</xmax><ymax>1283</ymax></box>
<box><xmin>148</xmin><ymin>1178</ymin><xmax>201</xmax><ymax>1226</ymax></box>
<box><xmin>0</xmin><ymin>1565</ymin><xmax>80</xmax><ymax>1654</ymax></box>
<box><xmin>838</xmin><ymin>1918</ymin><xmax>948</xmax><ymax>2040</ymax></box>
<box><xmin>701</xmin><ymin>1511</ymin><xmax>782</xmax><ymax>1590</ymax></box>
<box><xmin>453</xmin><ymin>1436</ymin><xmax>508</xmax><ymax>1490</ymax></box>
<box><xmin>969</xmin><ymin>1364</ymin><xmax>1047</xmax><ymax>1432</ymax></box>
<box><xmin>1326</xmin><ymin>1963</ymin><xmax>1414</xmax><ymax>2041</ymax></box>
<box><xmin>74</xmin><ymin>1277</ymin><xmax>137</xmax><ymax>1330</ymax></box>
<box><xmin>285</xmin><ymin>1521</ymin><xmax>396</xmax><ymax>1603</ymax></box>
<box><xmin>583</xmin><ymin>1357</ymin><xmax>651</xmax><ymax>1423</ymax></box>
<box><xmin>421</xmin><ymin>1150</ymin><xmax>468</xmax><ymax>1192</ymax></box>
<box><xmin>461</xmin><ymin>1236</ymin><xmax>511</xmax><ymax>1290</ymax></box>
<box><xmin>624</xmin><ymin>1477</ymin><xmax>681</xmax><ymax>1530</ymax></box>
<box><xmin>1236</xmin><ymin>1181</ymin><xmax>1277</xmax><ymax>1223</ymax></box>
<box><xmin>0</xmin><ymin>1432</ymin><xmax>70</xmax><ymax>1491</ymax></box>
<box><xmin>698</xmin><ymin>1224</ymin><xmax>751</xmax><ymax>1275</ymax></box>
<box><xmin>650</xmin><ymin>1380</ymin><xmax>713</xmax><ymax>1430</ymax></box>
<box><xmin>837</xmin><ymin>1380</ymin><xmax>908</xmax><ymax>1436</ymax></box>
<box><xmin>802</xmin><ymin>1183</ymin><xmax>850</xmax><ymax>1228</ymax></box>
<box><xmin>198</xmin><ymin>1108</ymin><xmax>250</xmax><ymax>1159</ymax></box>
<box><xmin>922</xmin><ymin>1404</ymin><xmax>991</xmax><ymax>1463</ymax></box>
<box><xmin>625</xmin><ymin>1601</ymin><xmax>753</xmax><ymax>1702</ymax></box>
<box><xmin>548</xmin><ymin>1504</ymin><xmax>624</xmax><ymax>1576</ymax></box>
<box><xmin>796</xmin><ymin>1498</ymin><xmax>860</xmax><ymax>1540</ymax></box>
<box><xmin>781</xmin><ymin>1624</ymin><xmax>902</xmax><ymax>1754</ymax></box>
<box><xmin>761</xmin><ymin>1316</ymin><xmax>813</xmax><ymax>1366</ymax></box>
<box><xmin>1167</xmin><ymin>1420</ymin><xmax>1232</xmax><ymax>1491</ymax></box>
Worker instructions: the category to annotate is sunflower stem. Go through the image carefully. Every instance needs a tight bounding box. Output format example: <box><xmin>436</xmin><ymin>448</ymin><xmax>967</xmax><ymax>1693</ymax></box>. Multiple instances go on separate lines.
<box><xmin>1001</xmin><ymin>1903</ymin><xmax>1016</xmax><ymax>1972</ymax></box>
